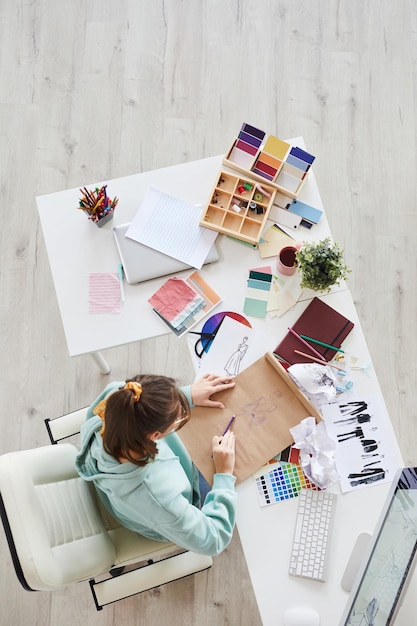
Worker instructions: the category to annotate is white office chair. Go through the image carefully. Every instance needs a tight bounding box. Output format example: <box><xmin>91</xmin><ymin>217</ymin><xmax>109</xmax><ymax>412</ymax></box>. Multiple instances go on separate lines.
<box><xmin>0</xmin><ymin>409</ymin><xmax>212</xmax><ymax>610</ymax></box>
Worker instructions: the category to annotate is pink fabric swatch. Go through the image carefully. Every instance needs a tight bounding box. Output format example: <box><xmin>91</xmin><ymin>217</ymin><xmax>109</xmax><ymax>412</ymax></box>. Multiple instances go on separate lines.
<box><xmin>89</xmin><ymin>273</ymin><xmax>121</xmax><ymax>314</ymax></box>
<box><xmin>148</xmin><ymin>278</ymin><xmax>200</xmax><ymax>323</ymax></box>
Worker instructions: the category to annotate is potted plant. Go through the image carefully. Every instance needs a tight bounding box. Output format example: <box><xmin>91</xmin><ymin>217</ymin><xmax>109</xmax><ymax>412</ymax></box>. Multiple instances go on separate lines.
<box><xmin>295</xmin><ymin>237</ymin><xmax>351</xmax><ymax>292</ymax></box>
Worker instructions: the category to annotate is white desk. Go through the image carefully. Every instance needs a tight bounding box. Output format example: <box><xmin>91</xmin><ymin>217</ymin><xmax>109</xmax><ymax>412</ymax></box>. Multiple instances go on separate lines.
<box><xmin>37</xmin><ymin>148</ymin><xmax>414</xmax><ymax>624</ymax></box>
<box><xmin>235</xmin><ymin>289</ymin><xmax>412</xmax><ymax>625</ymax></box>
<box><xmin>36</xmin><ymin>140</ymin><xmax>334</xmax><ymax>372</ymax></box>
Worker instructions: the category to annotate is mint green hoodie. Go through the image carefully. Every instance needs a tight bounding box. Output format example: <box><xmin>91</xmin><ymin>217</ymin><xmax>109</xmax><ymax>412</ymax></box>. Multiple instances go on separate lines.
<box><xmin>75</xmin><ymin>381</ymin><xmax>237</xmax><ymax>557</ymax></box>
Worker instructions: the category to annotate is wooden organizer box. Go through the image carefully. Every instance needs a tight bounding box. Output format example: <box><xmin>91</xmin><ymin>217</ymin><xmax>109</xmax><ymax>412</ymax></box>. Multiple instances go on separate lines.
<box><xmin>222</xmin><ymin>123</ymin><xmax>316</xmax><ymax>200</ymax></box>
<box><xmin>199</xmin><ymin>169</ymin><xmax>276</xmax><ymax>245</ymax></box>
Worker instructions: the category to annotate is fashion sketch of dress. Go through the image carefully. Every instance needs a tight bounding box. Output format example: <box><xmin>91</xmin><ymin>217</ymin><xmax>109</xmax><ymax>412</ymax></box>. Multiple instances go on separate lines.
<box><xmin>224</xmin><ymin>337</ymin><xmax>248</xmax><ymax>376</ymax></box>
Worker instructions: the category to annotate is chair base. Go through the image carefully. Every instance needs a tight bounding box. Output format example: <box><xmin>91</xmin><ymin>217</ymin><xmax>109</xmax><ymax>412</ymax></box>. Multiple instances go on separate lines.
<box><xmin>90</xmin><ymin>551</ymin><xmax>213</xmax><ymax>610</ymax></box>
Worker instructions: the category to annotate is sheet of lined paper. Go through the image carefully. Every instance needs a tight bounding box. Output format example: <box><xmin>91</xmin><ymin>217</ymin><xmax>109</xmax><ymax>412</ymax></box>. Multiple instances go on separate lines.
<box><xmin>89</xmin><ymin>273</ymin><xmax>121</xmax><ymax>314</ymax></box>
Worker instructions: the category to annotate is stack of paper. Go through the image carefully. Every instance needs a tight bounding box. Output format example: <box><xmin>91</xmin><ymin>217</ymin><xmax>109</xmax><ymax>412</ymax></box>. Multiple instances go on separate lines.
<box><xmin>126</xmin><ymin>187</ymin><xmax>217</xmax><ymax>269</ymax></box>
<box><xmin>258</xmin><ymin>223</ymin><xmax>295</xmax><ymax>259</ymax></box>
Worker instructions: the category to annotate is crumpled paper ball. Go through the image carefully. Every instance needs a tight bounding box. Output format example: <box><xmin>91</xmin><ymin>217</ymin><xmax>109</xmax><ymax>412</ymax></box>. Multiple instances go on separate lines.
<box><xmin>288</xmin><ymin>362</ymin><xmax>338</xmax><ymax>403</ymax></box>
<box><xmin>290</xmin><ymin>416</ymin><xmax>340</xmax><ymax>489</ymax></box>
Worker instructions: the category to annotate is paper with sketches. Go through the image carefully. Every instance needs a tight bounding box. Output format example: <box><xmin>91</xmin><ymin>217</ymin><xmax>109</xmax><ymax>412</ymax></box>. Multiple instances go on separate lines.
<box><xmin>321</xmin><ymin>394</ymin><xmax>403</xmax><ymax>493</ymax></box>
<box><xmin>89</xmin><ymin>273</ymin><xmax>120</xmax><ymax>314</ymax></box>
<box><xmin>126</xmin><ymin>187</ymin><xmax>217</xmax><ymax>268</ymax></box>
<box><xmin>179</xmin><ymin>352</ymin><xmax>322</xmax><ymax>485</ymax></box>
<box><xmin>195</xmin><ymin>315</ymin><xmax>274</xmax><ymax>380</ymax></box>
<box><xmin>290</xmin><ymin>417</ymin><xmax>340</xmax><ymax>489</ymax></box>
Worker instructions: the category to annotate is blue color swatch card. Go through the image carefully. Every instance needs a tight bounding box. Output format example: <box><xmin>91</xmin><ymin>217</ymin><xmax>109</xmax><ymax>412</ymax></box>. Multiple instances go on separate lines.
<box><xmin>243</xmin><ymin>267</ymin><xmax>272</xmax><ymax>318</ymax></box>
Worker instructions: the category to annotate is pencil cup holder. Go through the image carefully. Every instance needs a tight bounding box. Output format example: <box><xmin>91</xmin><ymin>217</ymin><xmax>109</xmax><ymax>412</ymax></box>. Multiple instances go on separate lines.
<box><xmin>78</xmin><ymin>185</ymin><xmax>118</xmax><ymax>227</ymax></box>
<box><xmin>277</xmin><ymin>246</ymin><xmax>298</xmax><ymax>276</ymax></box>
<box><xmin>83</xmin><ymin>210</ymin><xmax>114</xmax><ymax>227</ymax></box>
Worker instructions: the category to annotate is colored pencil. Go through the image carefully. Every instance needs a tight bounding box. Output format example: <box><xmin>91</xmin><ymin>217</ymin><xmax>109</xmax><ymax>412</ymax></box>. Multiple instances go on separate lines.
<box><xmin>287</xmin><ymin>327</ymin><xmax>324</xmax><ymax>359</ymax></box>
<box><xmin>211</xmin><ymin>415</ymin><xmax>236</xmax><ymax>458</ymax></box>
<box><xmin>300</xmin><ymin>334</ymin><xmax>345</xmax><ymax>354</ymax></box>
<box><xmin>222</xmin><ymin>414</ymin><xmax>236</xmax><ymax>436</ymax></box>
<box><xmin>293</xmin><ymin>350</ymin><xmax>346</xmax><ymax>372</ymax></box>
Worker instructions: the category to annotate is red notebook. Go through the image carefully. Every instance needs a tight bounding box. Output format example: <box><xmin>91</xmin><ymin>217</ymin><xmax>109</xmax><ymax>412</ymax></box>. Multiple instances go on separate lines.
<box><xmin>274</xmin><ymin>297</ymin><xmax>354</xmax><ymax>365</ymax></box>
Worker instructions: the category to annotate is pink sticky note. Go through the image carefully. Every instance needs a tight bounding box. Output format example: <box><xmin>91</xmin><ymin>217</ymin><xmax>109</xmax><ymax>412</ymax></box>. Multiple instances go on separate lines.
<box><xmin>251</xmin><ymin>265</ymin><xmax>273</xmax><ymax>274</ymax></box>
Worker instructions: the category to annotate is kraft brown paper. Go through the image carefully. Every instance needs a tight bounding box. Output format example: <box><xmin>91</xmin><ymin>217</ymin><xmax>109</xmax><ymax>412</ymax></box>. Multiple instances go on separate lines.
<box><xmin>178</xmin><ymin>352</ymin><xmax>322</xmax><ymax>485</ymax></box>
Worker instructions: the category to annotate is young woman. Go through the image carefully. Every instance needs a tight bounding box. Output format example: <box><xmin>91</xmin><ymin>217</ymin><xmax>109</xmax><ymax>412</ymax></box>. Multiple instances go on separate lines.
<box><xmin>75</xmin><ymin>372</ymin><xmax>237</xmax><ymax>557</ymax></box>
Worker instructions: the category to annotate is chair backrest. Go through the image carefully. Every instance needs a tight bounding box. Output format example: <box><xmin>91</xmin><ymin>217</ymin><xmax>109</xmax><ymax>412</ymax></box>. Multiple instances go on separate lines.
<box><xmin>0</xmin><ymin>415</ymin><xmax>213</xmax><ymax>608</ymax></box>
<box><xmin>0</xmin><ymin>444</ymin><xmax>116</xmax><ymax>590</ymax></box>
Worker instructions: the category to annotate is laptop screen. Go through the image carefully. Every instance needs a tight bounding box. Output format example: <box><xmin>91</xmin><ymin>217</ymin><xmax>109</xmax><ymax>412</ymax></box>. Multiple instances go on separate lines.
<box><xmin>341</xmin><ymin>467</ymin><xmax>417</xmax><ymax>625</ymax></box>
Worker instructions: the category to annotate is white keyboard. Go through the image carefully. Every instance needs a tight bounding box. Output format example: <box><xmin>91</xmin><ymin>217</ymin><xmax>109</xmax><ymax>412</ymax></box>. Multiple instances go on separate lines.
<box><xmin>289</xmin><ymin>489</ymin><xmax>337</xmax><ymax>582</ymax></box>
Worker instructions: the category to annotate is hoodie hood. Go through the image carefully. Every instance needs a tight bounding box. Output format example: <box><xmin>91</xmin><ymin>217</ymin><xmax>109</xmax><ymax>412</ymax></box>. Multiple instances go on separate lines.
<box><xmin>73</xmin><ymin>387</ymin><xmax>236</xmax><ymax>555</ymax></box>
<box><xmin>75</xmin><ymin>415</ymin><xmax>151</xmax><ymax>498</ymax></box>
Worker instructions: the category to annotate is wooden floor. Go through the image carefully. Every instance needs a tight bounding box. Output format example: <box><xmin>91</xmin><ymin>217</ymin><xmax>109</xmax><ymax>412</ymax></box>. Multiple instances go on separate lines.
<box><xmin>1</xmin><ymin>1</ymin><xmax>417</xmax><ymax>624</ymax></box>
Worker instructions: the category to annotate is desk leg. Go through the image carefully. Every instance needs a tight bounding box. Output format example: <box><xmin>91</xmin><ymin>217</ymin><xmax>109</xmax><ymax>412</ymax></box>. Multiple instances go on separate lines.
<box><xmin>90</xmin><ymin>351</ymin><xmax>111</xmax><ymax>375</ymax></box>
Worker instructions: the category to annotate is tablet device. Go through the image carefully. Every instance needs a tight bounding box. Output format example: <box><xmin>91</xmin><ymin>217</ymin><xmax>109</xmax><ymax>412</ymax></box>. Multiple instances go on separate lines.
<box><xmin>113</xmin><ymin>223</ymin><xmax>219</xmax><ymax>284</ymax></box>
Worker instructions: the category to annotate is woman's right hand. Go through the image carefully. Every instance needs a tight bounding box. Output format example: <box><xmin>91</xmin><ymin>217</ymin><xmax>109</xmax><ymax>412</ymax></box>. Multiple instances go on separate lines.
<box><xmin>212</xmin><ymin>430</ymin><xmax>236</xmax><ymax>475</ymax></box>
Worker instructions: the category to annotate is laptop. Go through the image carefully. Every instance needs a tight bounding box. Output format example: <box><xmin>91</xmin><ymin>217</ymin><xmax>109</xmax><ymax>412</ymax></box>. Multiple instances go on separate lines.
<box><xmin>113</xmin><ymin>223</ymin><xmax>220</xmax><ymax>284</ymax></box>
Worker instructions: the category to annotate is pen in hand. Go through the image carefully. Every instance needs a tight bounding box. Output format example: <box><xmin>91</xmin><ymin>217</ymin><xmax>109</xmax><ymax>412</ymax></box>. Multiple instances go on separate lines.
<box><xmin>221</xmin><ymin>414</ymin><xmax>236</xmax><ymax>436</ymax></box>
<box><xmin>211</xmin><ymin>415</ymin><xmax>235</xmax><ymax>459</ymax></box>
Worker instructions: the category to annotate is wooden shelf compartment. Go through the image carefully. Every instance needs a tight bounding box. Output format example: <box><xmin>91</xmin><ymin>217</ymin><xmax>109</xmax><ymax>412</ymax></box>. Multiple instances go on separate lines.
<box><xmin>200</xmin><ymin>169</ymin><xmax>276</xmax><ymax>245</ymax></box>
<box><xmin>210</xmin><ymin>188</ymin><xmax>232</xmax><ymax>209</ymax></box>
<box><xmin>223</xmin><ymin>212</ymin><xmax>244</xmax><ymax>231</ymax></box>
<box><xmin>216</xmin><ymin>172</ymin><xmax>238</xmax><ymax>194</ymax></box>
<box><xmin>240</xmin><ymin>219</ymin><xmax>266</xmax><ymax>239</ymax></box>
<box><xmin>203</xmin><ymin>205</ymin><xmax>227</xmax><ymax>226</ymax></box>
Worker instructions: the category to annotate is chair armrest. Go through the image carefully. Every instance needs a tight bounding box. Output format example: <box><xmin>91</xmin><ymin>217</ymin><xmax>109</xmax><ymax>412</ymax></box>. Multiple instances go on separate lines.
<box><xmin>45</xmin><ymin>407</ymin><xmax>89</xmax><ymax>443</ymax></box>
<box><xmin>90</xmin><ymin>551</ymin><xmax>213</xmax><ymax>609</ymax></box>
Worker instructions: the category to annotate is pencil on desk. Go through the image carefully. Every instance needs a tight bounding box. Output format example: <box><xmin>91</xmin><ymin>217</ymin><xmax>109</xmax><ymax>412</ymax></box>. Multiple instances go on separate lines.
<box><xmin>118</xmin><ymin>263</ymin><xmax>125</xmax><ymax>302</ymax></box>
<box><xmin>287</xmin><ymin>327</ymin><xmax>324</xmax><ymax>360</ymax></box>
<box><xmin>300</xmin><ymin>334</ymin><xmax>345</xmax><ymax>354</ymax></box>
<box><xmin>294</xmin><ymin>349</ymin><xmax>346</xmax><ymax>372</ymax></box>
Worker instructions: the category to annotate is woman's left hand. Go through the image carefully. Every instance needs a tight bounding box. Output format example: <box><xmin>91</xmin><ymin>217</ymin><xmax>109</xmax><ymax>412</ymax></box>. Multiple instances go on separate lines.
<box><xmin>190</xmin><ymin>373</ymin><xmax>235</xmax><ymax>408</ymax></box>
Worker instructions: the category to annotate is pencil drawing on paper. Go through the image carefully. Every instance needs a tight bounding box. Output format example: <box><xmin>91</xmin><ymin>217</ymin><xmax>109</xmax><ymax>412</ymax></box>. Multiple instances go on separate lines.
<box><xmin>322</xmin><ymin>397</ymin><xmax>393</xmax><ymax>491</ymax></box>
<box><xmin>239</xmin><ymin>390</ymin><xmax>283</xmax><ymax>427</ymax></box>
<box><xmin>224</xmin><ymin>336</ymin><xmax>249</xmax><ymax>376</ymax></box>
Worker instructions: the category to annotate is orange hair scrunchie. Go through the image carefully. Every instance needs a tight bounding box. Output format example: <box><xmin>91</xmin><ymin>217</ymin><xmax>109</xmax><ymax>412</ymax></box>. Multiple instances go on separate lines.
<box><xmin>93</xmin><ymin>381</ymin><xmax>142</xmax><ymax>436</ymax></box>
<box><xmin>125</xmin><ymin>381</ymin><xmax>142</xmax><ymax>402</ymax></box>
